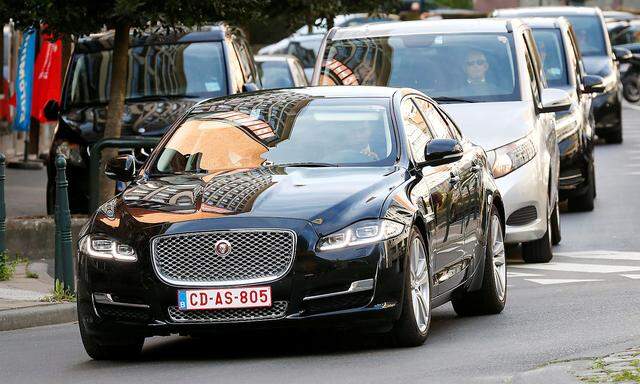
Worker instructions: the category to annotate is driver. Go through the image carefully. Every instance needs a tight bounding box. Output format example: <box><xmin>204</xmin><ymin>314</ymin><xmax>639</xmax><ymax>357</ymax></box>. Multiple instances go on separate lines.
<box><xmin>462</xmin><ymin>50</ymin><xmax>499</xmax><ymax>96</ymax></box>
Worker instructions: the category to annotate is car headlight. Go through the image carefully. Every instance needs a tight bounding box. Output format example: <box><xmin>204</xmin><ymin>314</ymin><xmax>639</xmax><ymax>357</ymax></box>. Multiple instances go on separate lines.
<box><xmin>79</xmin><ymin>234</ymin><xmax>137</xmax><ymax>262</ymax></box>
<box><xmin>486</xmin><ymin>137</ymin><xmax>536</xmax><ymax>178</ymax></box>
<box><xmin>55</xmin><ymin>141</ymin><xmax>84</xmax><ymax>166</ymax></box>
<box><xmin>317</xmin><ymin>219</ymin><xmax>405</xmax><ymax>251</ymax></box>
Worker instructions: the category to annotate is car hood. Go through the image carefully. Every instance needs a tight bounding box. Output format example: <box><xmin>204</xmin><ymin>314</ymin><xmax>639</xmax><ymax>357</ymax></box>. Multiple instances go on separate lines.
<box><xmin>441</xmin><ymin>101</ymin><xmax>533</xmax><ymax>151</ymax></box>
<box><xmin>61</xmin><ymin>98</ymin><xmax>199</xmax><ymax>143</ymax></box>
<box><xmin>582</xmin><ymin>56</ymin><xmax>613</xmax><ymax>76</ymax></box>
<box><xmin>100</xmin><ymin>166</ymin><xmax>406</xmax><ymax>234</ymax></box>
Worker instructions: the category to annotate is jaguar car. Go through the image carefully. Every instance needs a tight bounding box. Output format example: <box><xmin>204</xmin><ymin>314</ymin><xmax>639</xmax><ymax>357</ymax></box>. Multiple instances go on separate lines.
<box><xmin>77</xmin><ymin>87</ymin><xmax>506</xmax><ymax>360</ymax></box>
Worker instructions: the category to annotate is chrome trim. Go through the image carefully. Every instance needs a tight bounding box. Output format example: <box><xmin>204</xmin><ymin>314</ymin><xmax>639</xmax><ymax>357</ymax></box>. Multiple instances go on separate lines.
<box><xmin>303</xmin><ymin>278</ymin><xmax>374</xmax><ymax>301</ymax></box>
<box><xmin>92</xmin><ymin>293</ymin><xmax>150</xmax><ymax>309</ymax></box>
<box><xmin>150</xmin><ymin>228</ymin><xmax>297</xmax><ymax>288</ymax></box>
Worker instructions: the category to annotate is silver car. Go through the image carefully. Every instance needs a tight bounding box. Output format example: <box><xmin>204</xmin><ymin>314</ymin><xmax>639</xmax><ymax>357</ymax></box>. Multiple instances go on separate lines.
<box><xmin>255</xmin><ymin>55</ymin><xmax>308</xmax><ymax>89</ymax></box>
<box><xmin>312</xmin><ymin>19</ymin><xmax>570</xmax><ymax>262</ymax></box>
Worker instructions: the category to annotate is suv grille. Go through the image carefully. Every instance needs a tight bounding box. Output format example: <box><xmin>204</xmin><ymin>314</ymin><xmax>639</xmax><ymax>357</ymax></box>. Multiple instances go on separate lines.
<box><xmin>151</xmin><ymin>230</ymin><xmax>296</xmax><ymax>286</ymax></box>
<box><xmin>167</xmin><ymin>301</ymin><xmax>288</xmax><ymax>323</ymax></box>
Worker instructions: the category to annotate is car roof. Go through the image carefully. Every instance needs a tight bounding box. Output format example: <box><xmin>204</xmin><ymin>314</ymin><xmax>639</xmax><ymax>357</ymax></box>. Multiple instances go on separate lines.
<box><xmin>494</xmin><ymin>6</ymin><xmax>601</xmax><ymax>17</ymax></box>
<box><xmin>331</xmin><ymin>18</ymin><xmax>520</xmax><ymax>40</ymax></box>
<box><xmin>519</xmin><ymin>17</ymin><xmax>570</xmax><ymax>29</ymax></box>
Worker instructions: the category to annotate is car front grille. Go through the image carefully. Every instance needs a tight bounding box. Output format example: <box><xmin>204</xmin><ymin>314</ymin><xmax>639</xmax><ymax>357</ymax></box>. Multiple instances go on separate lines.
<box><xmin>151</xmin><ymin>229</ymin><xmax>296</xmax><ymax>286</ymax></box>
<box><xmin>167</xmin><ymin>301</ymin><xmax>288</xmax><ymax>323</ymax></box>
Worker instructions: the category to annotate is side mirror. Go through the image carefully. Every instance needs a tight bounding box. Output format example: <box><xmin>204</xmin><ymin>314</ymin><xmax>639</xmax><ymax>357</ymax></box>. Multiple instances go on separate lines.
<box><xmin>43</xmin><ymin>99</ymin><xmax>60</xmax><ymax>121</ymax></box>
<box><xmin>420</xmin><ymin>138</ymin><xmax>463</xmax><ymax>167</ymax></box>
<box><xmin>613</xmin><ymin>46</ymin><xmax>633</xmax><ymax>62</ymax></box>
<box><xmin>582</xmin><ymin>74</ymin><xmax>606</xmax><ymax>93</ymax></box>
<box><xmin>540</xmin><ymin>88</ymin><xmax>572</xmax><ymax>113</ymax></box>
<box><xmin>105</xmin><ymin>155</ymin><xmax>136</xmax><ymax>182</ymax></box>
<box><xmin>242</xmin><ymin>82</ymin><xmax>259</xmax><ymax>93</ymax></box>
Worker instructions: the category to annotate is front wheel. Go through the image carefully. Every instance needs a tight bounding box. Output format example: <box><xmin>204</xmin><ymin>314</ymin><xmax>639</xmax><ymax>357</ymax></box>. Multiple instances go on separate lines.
<box><xmin>521</xmin><ymin>205</ymin><xmax>554</xmax><ymax>263</ymax></box>
<box><xmin>391</xmin><ymin>227</ymin><xmax>431</xmax><ymax>347</ymax></box>
<box><xmin>623</xmin><ymin>73</ymin><xmax>640</xmax><ymax>103</ymax></box>
<box><xmin>79</xmin><ymin>318</ymin><xmax>144</xmax><ymax>360</ymax></box>
<box><xmin>568</xmin><ymin>164</ymin><xmax>595</xmax><ymax>212</ymax></box>
<box><xmin>452</xmin><ymin>205</ymin><xmax>506</xmax><ymax>316</ymax></box>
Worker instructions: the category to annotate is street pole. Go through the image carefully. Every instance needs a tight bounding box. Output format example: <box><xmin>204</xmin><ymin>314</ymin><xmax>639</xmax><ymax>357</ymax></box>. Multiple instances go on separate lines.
<box><xmin>55</xmin><ymin>155</ymin><xmax>73</xmax><ymax>292</ymax></box>
<box><xmin>0</xmin><ymin>153</ymin><xmax>6</xmax><ymax>267</ymax></box>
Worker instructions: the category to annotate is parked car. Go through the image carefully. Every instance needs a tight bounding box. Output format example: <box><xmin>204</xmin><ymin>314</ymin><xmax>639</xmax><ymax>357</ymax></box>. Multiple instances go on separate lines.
<box><xmin>255</xmin><ymin>55</ymin><xmax>308</xmax><ymax>89</ymax></box>
<box><xmin>313</xmin><ymin>19</ymin><xmax>565</xmax><ymax>263</ymax></box>
<box><xmin>524</xmin><ymin>17</ymin><xmax>605</xmax><ymax>211</ymax></box>
<box><xmin>607</xmin><ymin>19</ymin><xmax>640</xmax><ymax>103</ymax></box>
<box><xmin>493</xmin><ymin>7</ymin><xmax>631</xmax><ymax>144</ymax></box>
<box><xmin>77</xmin><ymin>86</ymin><xmax>507</xmax><ymax>359</ymax></box>
<box><xmin>44</xmin><ymin>24</ymin><xmax>261</xmax><ymax>214</ymax></box>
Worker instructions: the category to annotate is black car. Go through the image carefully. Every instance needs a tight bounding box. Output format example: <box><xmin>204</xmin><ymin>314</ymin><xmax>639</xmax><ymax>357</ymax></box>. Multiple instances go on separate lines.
<box><xmin>45</xmin><ymin>24</ymin><xmax>261</xmax><ymax>214</ymax></box>
<box><xmin>77</xmin><ymin>87</ymin><xmax>506</xmax><ymax>359</ymax></box>
<box><xmin>494</xmin><ymin>7</ymin><xmax>630</xmax><ymax>143</ymax></box>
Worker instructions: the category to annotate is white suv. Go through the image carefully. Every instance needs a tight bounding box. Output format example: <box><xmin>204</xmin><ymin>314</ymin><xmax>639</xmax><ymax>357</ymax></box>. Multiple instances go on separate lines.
<box><xmin>312</xmin><ymin>19</ymin><xmax>569</xmax><ymax>262</ymax></box>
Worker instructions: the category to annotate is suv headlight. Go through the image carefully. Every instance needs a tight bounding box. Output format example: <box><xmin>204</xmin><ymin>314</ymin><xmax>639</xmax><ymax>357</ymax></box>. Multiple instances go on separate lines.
<box><xmin>79</xmin><ymin>235</ymin><xmax>137</xmax><ymax>262</ymax></box>
<box><xmin>486</xmin><ymin>137</ymin><xmax>536</xmax><ymax>178</ymax></box>
<box><xmin>317</xmin><ymin>219</ymin><xmax>405</xmax><ymax>251</ymax></box>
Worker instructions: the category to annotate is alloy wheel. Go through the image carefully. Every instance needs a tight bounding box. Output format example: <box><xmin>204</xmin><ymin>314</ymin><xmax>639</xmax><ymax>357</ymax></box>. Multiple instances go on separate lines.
<box><xmin>491</xmin><ymin>215</ymin><xmax>506</xmax><ymax>302</ymax></box>
<box><xmin>410</xmin><ymin>237</ymin><xmax>430</xmax><ymax>333</ymax></box>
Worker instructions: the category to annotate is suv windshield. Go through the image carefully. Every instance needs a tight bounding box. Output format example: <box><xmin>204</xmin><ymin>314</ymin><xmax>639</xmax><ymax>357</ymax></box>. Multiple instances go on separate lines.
<box><xmin>150</xmin><ymin>96</ymin><xmax>395</xmax><ymax>174</ymax></box>
<box><xmin>66</xmin><ymin>41</ymin><xmax>227</xmax><ymax>107</ymax></box>
<box><xmin>564</xmin><ymin>15</ymin><xmax>607</xmax><ymax>56</ymax></box>
<box><xmin>319</xmin><ymin>33</ymin><xmax>520</xmax><ymax>102</ymax></box>
<box><xmin>532</xmin><ymin>29</ymin><xmax>569</xmax><ymax>87</ymax></box>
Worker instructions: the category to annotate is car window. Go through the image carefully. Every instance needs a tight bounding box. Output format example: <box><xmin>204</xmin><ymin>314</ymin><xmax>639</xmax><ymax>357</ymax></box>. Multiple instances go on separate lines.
<box><xmin>257</xmin><ymin>60</ymin><xmax>295</xmax><ymax>89</ymax></box>
<box><xmin>401</xmin><ymin>98</ymin><xmax>433</xmax><ymax>163</ymax></box>
<box><xmin>522</xmin><ymin>33</ymin><xmax>543</xmax><ymax>108</ymax></box>
<box><xmin>234</xmin><ymin>39</ymin><xmax>257</xmax><ymax>83</ymax></box>
<box><xmin>319</xmin><ymin>33</ymin><xmax>520</xmax><ymax>103</ymax></box>
<box><xmin>413</xmin><ymin>98</ymin><xmax>452</xmax><ymax>139</ymax></box>
<box><xmin>532</xmin><ymin>29</ymin><xmax>569</xmax><ymax>87</ymax></box>
<box><xmin>291</xmin><ymin>61</ymin><xmax>308</xmax><ymax>86</ymax></box>
<box><xmin>565</xmin><ymin>15</ymin><xmax>607</xmax><ymax>56</ymax></box>
<box><xmin>565</xmin><ymin>26</ymin><xmax>585</xmax><ymax>92</ymax></box>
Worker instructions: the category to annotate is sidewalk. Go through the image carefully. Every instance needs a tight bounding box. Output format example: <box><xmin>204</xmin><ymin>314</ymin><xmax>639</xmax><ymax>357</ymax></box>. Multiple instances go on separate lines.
<box><xmin>0</xmin><ymin>260</ymin><xmax>77</xmax><ymax>331</ymax></box>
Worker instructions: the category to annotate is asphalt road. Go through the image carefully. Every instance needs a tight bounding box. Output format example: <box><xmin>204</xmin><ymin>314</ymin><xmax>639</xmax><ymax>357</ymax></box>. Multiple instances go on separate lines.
<box><xmin>1</xmin><ymin>107</ymin><xmax>640</xmax><ymax>383</ymax></box>
<box><xmin>4</xmin><ymin>167</ymin><xmax>47</xmax><ymax>218</ymax></box>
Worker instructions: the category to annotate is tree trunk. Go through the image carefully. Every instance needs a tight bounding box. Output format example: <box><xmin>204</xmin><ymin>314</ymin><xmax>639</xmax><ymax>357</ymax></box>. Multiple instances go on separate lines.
<box><xmin>97</xmin><ymin>21</ymin><xmax>129</xmax><ymax>207</ymax></box>
<box><xmin>327</xmin><ymin>14</ymin><xmax>335</xmax><ymax>30</ymax></box>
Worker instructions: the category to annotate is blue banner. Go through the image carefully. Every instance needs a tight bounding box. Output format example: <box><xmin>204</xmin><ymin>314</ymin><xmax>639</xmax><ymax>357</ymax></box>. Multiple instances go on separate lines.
<box><xmin>14</xmin><ymin>28</ymin><xmax>37</xmax><ymax>132</ymax></box>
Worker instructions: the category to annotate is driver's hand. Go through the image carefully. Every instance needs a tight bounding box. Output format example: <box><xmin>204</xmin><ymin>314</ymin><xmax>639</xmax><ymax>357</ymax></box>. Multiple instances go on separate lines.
<box><xmin>360</xmin><ymin>145</ymin><xmax>379</xmax><ymax>160</ymax></box>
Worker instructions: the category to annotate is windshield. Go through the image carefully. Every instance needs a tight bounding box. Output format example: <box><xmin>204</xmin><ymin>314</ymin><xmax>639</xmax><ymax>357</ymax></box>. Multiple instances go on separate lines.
<box><xmin>65</xmin><ymin>42</ymin><xmax>227</xmax><ymax>107</ymax></box>
<box><xmin>150</xmin><ymin>96</ymin><xmax>395</xmax><ymax>174</ymax></box>
<box><xmin>565</xmin><ymin>15</ymin><xmax>607</xmax><ymax>56</ymax></box>
<box><xmin>257</xmin><ymin>61</ymin><xmax>294</xmax><ymax>89</ymax></box>
<box><xmin>532</xmin><ymin>29</ymin><xmax>569</xmax><ymax>87</ymax></box>
<box><xmin>319</xmin><ymin>33</ymin><xmax>520</xmax><ymax>102</ymax></box>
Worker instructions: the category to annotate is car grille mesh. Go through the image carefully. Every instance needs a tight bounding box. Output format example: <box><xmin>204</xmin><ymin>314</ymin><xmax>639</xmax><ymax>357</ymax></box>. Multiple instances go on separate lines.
<box><xmin>167</xmin><ymin>301</ymin><xmax>288</xmax><ymax>323</ymax></box>
<box><xmin>506</xmin><ymin>206</ymin><xmax>538</xmax><ymax>226</ymax></box>
<box><xmin>152</xmin><ymin>230</ymin><xmax>296</xmax><ymax>285</ymax></box>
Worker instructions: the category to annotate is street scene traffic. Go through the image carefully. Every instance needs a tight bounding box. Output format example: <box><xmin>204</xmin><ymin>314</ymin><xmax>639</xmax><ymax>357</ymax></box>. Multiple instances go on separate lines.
<box><xmin>0</xmin><ymin>1</ymin><xmax>639</xmax><ymax>383</ymax></box>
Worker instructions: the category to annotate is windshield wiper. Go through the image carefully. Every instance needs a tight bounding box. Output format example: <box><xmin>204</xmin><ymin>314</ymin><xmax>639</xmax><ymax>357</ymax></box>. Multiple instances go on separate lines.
<box><xmin>269</xmin><ymin>162</ymin><xmax>339</xmax><ymax>168</ymax></box>
<box><xmin>433</xmin><ymin>96</ymin><xmax>476</xmax><ymax>103</ymax></box>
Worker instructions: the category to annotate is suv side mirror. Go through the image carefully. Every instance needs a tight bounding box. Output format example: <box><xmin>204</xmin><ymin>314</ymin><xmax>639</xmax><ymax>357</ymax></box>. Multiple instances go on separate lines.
<box><xmin>613</xmin><ymin>46</ymin><xmax>633</xmax><ymax>62</ymax></box>
<box><xmin>43</xmin><ymin>99</ymin><xmax>60</xmax><ymax>121</ymax></box>
<box><xmin>420</xmin><ymin>138</ymin><xmax>463</xmax><ymax>167</ymax></box>
<box><xmin>105</xmin><ymin>155</ymin><xmax>136</xmax><ymax>182</ymax></box>
<box><xmin>242</xmin><ymin>82</ymin><xmax>259</xmax><ymax>93</ymax></box>
<box><xmin>582</xmin><ymin>74</ymin><xmax>606</xmax><ymax>93</ymax></box>
<box><xmin>540</xmin><ymin>88</ymin><xmax>572</xmax><ymax>113</ymax></box>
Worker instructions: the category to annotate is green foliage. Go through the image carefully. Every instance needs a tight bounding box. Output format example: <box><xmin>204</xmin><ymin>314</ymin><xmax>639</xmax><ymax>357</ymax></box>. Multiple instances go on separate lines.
<box><xmin>0</xmin><ymin>251</ymin><xmax>17</xmax><ymax>281</ymax></box>
<box><xmin>434</xmin><ymin>0</ymin><xmax>473</xmax><ymax>10</ymax></box>
<box><xmin>41</xmin><ymin>280</ymin><xmax>76</xmax><ymax>302</ymax></box>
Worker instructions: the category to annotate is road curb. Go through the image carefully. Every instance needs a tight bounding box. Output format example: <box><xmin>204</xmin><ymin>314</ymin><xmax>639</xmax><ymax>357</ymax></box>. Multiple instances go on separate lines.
<box><xmin>0</xmin><ymin>303</ymin><xmax>77</xmax><ymax>331</ymax></box>
<box><xmin>510</xmin><ymin>364</ymin><xmax>580</xmax><ymax>384</ymax></box>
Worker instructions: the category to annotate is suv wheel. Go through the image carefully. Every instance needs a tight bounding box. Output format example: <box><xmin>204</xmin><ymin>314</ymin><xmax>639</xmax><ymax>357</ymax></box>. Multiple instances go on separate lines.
<box><xmin>391</xmin><ymin>226</ymin><xmax>431</xmax><ymax>347</ymax></box>
<box><xmin>568</xmin><ymin>164</ymin><xmax>595</xmax><ymax>212</ymax></box>
<box><xmin>452</xmin><ymin>205</ymin><xmax>506</xmax><ymax>316</ymax></box>
<box><xmin>521</xmin><ymin>205</ymin><xmax>554</xmax><ymax>263</ymax></box>
<box><xmin>79</xmin><ymin>318</ymin><xmax>144</xmax><ymax>360</ymax></box>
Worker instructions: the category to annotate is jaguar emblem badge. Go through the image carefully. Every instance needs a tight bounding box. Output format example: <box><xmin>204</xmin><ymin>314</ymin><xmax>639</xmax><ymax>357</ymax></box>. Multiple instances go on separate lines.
<box><xmin>214</xmin><ymin>240</ymin><xmax>232</xmax><ymax>256</ymax></box>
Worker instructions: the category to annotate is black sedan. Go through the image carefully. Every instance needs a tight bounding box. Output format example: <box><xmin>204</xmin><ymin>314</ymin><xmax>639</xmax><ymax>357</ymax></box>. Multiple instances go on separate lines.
<box><xmin>77</xmin><ymin>87</ymin><xmax>506</xmax><ymax>359</ymax></box>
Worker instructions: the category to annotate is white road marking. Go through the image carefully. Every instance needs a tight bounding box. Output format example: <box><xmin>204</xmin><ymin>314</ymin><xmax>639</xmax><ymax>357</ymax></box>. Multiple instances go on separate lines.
<box><xmin>507</xmin><ymin>271</ymin><xmax>544</xmax><ymax>278</ymax></box>
<box><xmin>620</xmin><ymin>274</ymin><xmax>640</xmax><ymax>279</ymax></box>
<box><xmin>512</xmin><ymin>262</ymin><xmax>640</xmax><ymax>274</ymax></box>
<box><xmin>524</xmin><ymin>278</ymin><xmax>603</xmax><ymax>285</ymax></box>
<box><xmin>555</xmin><ymin>250</ymin><xmax>640</xmax><ymax>261</ymax></box>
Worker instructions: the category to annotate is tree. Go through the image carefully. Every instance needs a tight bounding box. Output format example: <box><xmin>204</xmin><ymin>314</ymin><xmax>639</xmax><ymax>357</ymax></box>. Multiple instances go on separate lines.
<box><xmin>4</xmin><ymin>0</ymin><xmax>263</xmax><ymax>205</ymax></box>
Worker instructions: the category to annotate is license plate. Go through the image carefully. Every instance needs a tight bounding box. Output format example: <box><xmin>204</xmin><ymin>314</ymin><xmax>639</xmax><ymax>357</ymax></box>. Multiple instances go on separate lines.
<box><xmin>178</xmin><ymin>286</ymin><xmax>272</xmax><ymax>311</ymax></box>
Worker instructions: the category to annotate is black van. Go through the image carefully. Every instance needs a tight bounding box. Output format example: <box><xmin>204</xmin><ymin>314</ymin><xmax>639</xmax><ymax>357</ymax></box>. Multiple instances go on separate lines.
<box><xmin>44</xmin><ymin>24</ymin><xmax>260</xmax><ymax>213</ymax></box>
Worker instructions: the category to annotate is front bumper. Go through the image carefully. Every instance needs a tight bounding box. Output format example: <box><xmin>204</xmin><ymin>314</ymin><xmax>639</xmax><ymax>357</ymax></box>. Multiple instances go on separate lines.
<box><xmin>494</xmin><ymin>159</ymin><xmax>548</xmax><ymax>244</ymax></box>
<box><xmin>558</xmin><ymin>131</ymin><xmax>593</xmax><ymax>200</ymax></box>
<box><xmin>77</xmin><ymin>218</ymin><xmax>410</xmax><ymax>337</ymax></box>
<box><xmin>591</xmin><ymin>89</ymin><xmax>621</xmax><ymax>134</ymax></box>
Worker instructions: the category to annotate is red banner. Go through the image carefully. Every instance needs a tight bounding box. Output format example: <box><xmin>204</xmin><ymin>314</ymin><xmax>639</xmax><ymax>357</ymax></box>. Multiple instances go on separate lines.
<box><xmin>31</xmin><ymin>32</ymin><xmax>61</xmax><ymax>122</ymax></box>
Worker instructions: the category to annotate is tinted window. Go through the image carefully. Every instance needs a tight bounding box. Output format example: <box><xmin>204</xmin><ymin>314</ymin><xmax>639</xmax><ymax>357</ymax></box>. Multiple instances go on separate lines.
<box><xmin>152</xmin><ymin>97</ymin><xmax>396</xmax><ymax>173</ymax></box>
<box><xmin>320</xmin><ymin>33</ymin><xmax>520</xmax><ymax>103</ymax></box>
<box><xmin>565</xmin><ymin>15</ymin><xmax>607</xmax><ymax>56</ymax></box>
<box><xmin>287</xmin><ymin>38</ymin><xmax>322</xmax><ymax>67</ymax></box>
<box><xmin>67</xmin><ymin>42</ymin><xmax>227</xmax><ymax>107</ymax></box>
<box><xmin>413</xmin><ymin>98</ymin><xmax>452</xmax><ymax>139</ymax></box>
<box><xmin>532</xmin><ymin>29</ymin><xmax>569</xmax><ymax>87</ymax></box>
<box><xmin>401</xmin><ymin>99</ymin><xmax>432</xmax><ymax>163</ymax></box>
<box><xmin>257</xmin><ymin>61</ymin><xmax>295</xmax><ymax>89</ymax></box>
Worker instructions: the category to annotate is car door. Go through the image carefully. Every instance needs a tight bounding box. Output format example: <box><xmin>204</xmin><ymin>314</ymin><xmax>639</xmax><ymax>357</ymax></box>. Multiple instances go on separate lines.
<box><xmin>400</xmin><ymin>97</ymin><xmax>457</xmax><ymax>293</ymax></box>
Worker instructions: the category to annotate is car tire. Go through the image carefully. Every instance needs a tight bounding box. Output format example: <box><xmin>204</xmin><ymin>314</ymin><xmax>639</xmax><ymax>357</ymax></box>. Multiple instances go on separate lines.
<box><xmin>391</xmin><ymin>226</ymin><xmax>431</xmax><ymax>348</ymax></box>
<box><xmin>550</xmin><ymin>199</ymin><xmax>562</xmax><ymax>245</ymax></box>
<box><xmin>451</xmin><ymin>205</ymin><xmax>506</xmax><ymax>316</ymax></box>
<box><xmin>568</xmin><ymin>164</ymin><xmax>595</xmax><ymax>212</ymax></box>
<box><xmin>604</xmin><ymin>128</ymin><xmax>623</xmax><ymax>144</ymax></box>
<box><xmin>521</xmin><ymin>206</ymin><xmax>554</xmax><ymax>263</ymax></box>
<box><xmin>79</xmin><ymin>318</ymin><xmax>144</xmax><ymax>360</ymax></box>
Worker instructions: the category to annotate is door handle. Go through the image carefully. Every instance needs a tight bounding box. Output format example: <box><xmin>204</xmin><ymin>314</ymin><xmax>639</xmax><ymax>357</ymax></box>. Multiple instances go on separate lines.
<box><xmin>449</xmin><ymin>174</ymin><xmax>460</xmax><ymax>186</ymax></box>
